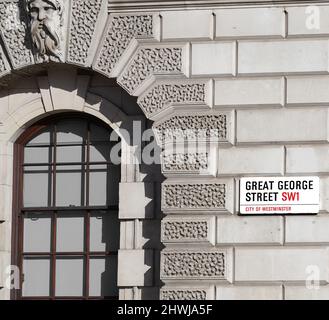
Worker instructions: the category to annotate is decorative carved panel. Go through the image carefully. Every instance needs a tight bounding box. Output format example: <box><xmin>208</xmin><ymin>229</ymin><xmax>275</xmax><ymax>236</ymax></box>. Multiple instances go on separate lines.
<box><xmin>161</xmin><ymin>249</ymin><xmax>229</xmax><ymax>280</ymax></box>
<box><xmin>94</xmin><ymin>14</ymin><xmax>154</xmax><ymax>76</ymax></box>
<box><xmin>118</xmin><ymin>47</ymin><xmax>183</xmax><ymax>94</ymax></box>
<box><xmin>162</xmin><ymin>152</ymin><xmax>209</xmax><ymax>174</ymax></box>
<box><xmin>0</xmin><ymin>0</ymin><xmax>33</xmax><ymax>69</ymax></box>
<box><xmin>138</xmin><ymin>82</ymin><xmax>207</xmax><ymax>118</ymax></box>
<box><xmin>163</xmin><ymin>220</ymin><xmax>207</xmax><ymax>241</ymax></box>
<box><xmin>162</xmin><ymin>183</ymin><xmax>226</xmax><ymax>211</ymax></box>
<box><xmin>161</xmin><ymin>217</ymin><xmax>215</xmax><ymax>244</ymax></box>
<box><xmin>68</xmin><ymin>0</ymin><xmax>103</xmax><ymax>66</ymax></box>
<box><xmin>154</xmin><ymin>114</ymin><xmax>228</xmax><ymax>145</ymax></box>
<box><xmin>160</xmin><ymin>288</ymin><xmax>208</xmax><ymax>300</ymax></box>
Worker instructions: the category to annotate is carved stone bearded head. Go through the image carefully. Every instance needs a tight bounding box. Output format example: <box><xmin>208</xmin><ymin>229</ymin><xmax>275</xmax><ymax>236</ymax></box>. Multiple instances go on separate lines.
<box><xmin>26</xmin><ymin>0</ymin><xmax>64</xmax><ymax>62</ymax></box>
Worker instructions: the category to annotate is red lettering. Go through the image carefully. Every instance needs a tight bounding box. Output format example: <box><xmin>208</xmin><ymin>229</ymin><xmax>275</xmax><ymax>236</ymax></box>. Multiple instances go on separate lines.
<box><xmin>282</xmin><ymin>192</ymin><xmax>299</xmax><ymax>202</ymax></box>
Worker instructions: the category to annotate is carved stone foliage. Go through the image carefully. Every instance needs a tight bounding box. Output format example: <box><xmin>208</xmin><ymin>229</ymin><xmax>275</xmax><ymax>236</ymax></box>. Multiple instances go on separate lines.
<box><xmin>154</xmin><ymin>114</ymin><xmax>227</xmax><ymax>144</ymax></box>
<box><xmin>162</xmin><ymin>152</ymin><xmax>208</xmax><ymax>173</ymax></box>
<box><xmin>94</xmin><ymin>14</ymin><xmax>154</xmax><ymax>76</ymax></box>
<box><xmin>25</xmin><ymin>0</ymin><xmax>65</xmax><ymax>63</ymax></box>
<box><xmin>68</xmin><ymin>0</ymin><xmax>103</xmax><ymax>66</ymax></box>
<box><xmin>161</xmin><ymin>250</ymin><xmax>226</xmax><ymax>279</ymax></box>
<box><xmin>162</xmin><ymin>220</ymin><xmax>208</xmax><ymax>242</ymax></box>
<box><xmin>161</xmin><ymin>289</ymin><xmax>207</xmax><ymax>300</ymax></box>
<box><xmin>138</xmin><ymin>83</ymin><xmax>206</xmax><ymax>118</ymax></box>
<box><xmin>162</xmin><ymin>183</ymin><xmax>226</xmax><ymax>211</ymax></box>
<box><xmin>118</xmin><ymin>47</ymin><xmax>182</xmax><ymax>94</ymax></box>
<box><xmin>0</xmin><ymin>0</ymin><xmax>33</xmax><ymax>69</ymax></box>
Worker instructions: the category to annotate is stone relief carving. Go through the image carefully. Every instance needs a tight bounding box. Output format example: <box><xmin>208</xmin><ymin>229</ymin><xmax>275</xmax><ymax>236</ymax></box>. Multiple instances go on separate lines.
<box><xmin>68</xmin><ymin>0</ymin><xmax>102</xmax><ymax>66</ymax></box>
<box><xmin>25</xmin><ymin>0</ymin><xmax>64</xmax><ymax>62</ymax></box>
<box><xmin>162</xmin><ymin>152</ymin><xmax>209</xmax><ymax>173</ymax></box>
<box><xmin>161</xmin><ymin>250</ymin><xmax>226</xmax><ymax>279</ymax></box>
<box><xmin>0</xmin><ymin>0</ymin><xmax>33</xmax><ymax>68</ymax></box>
<box><xmin>118</xmin><ymin>47</ymin><xmax>182</xmax><ymax>93</ymax></box>
<box><xmin>138</xmin><ymin>83</ymin><xmax>206</xmax><ymax>118</ymax></box>
<box><xmin>161</xmin><ymin>289</ymin><xmax>207</xmax><ymax>300</ymax></box>
<box><xmin>162</xmin><ymin>220</ymin><xmax>208</xmax><ymax>241</ymax></box>
<box><xmin>94</xmin><ymin>14</ymin><xmax>154</xmax><ymax>76</ymax></box>
<box><xmin>154</xmin><ymin>114</ymin><xmax>227</xmax><ymax>144</ymax></box>
<box><xmin>162</xmin><ymin>183</ymin><xmax>226</xmax><ymax>210</ymax></box>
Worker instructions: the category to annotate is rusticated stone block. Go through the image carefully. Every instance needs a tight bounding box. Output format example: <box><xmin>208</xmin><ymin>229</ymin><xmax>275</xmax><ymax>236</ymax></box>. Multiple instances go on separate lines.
<box><xmin>235</xmin><ymin>247</ymin><xmax>329</xmax><ymax>282</ymax></box>
<box><xmin>160</xmin><ymin>287</ymin><xmax>213</xmax><ymax>300</ymax></box>
<box><xmin>0</xmin><ymin>0</ymin><xmax>33</xmax><ymax>69</ymax></box>
<box><xmin>138</xmin><ymin>81</ymin><xmax>209</xmax><ymax>119</ymax></box>
<box><xmin>161</xmin><ymin>144</ymin><xmax>218</xmax><ymax>176</ymax></box>
<box><xmin>162</xmin><ymin>10</ymin><xmax>213</xmax><ymax>40</ymax></box>
<box><xmin>216</xmin><ymin>285</ymin><xmax>283</xmax><ymax>300</ymax></box>
<box><xmin>94</xmin><ymin>14</ymin><xmax>155</xmax><ymax>76</ymax></box>
<box><xmin>161</xmin><ymin>216</ymin><xmax>215</xmax><ymax>244</ymax></box>
<box><xmin>68</xmin><ymin>0</ymin><xmax>103</xmax><ymax>66</ymax></box>
<box><xmin>161</xmin><ymin>180</ymin><xmax>234</xmax><ymax>213</ymax></box>
<box><xmin>118</xmin><ymin>47</ymin><xmax>183</xmax><ymax>94</ymax></box>
<box><xmin>161</xmin><ymin>249</ymin><xmax>232</xmax><ymax>281</ymax></box>
<box><xmin>162</xmin><ymin>183</ymin><xmax>224</xmax><ymax>211</ymax></box>
<box><xmin>162</xmin><ymin>152</ymin><xmax>208</xmax><ymax>173</ymax></box>
<box><xmin>215</xmin><ymin>8</ymin><xmax>285</xmax><ymax>38</ymax></box>
<box><xmin>154</xmin><ymin>113</ymin><xmax>229</xmax><ymax>145</ymax></box>
<box><xmin>238</xmin><ymin>39</ymin><xmax>329</xmax><ymax>74</ymax></box>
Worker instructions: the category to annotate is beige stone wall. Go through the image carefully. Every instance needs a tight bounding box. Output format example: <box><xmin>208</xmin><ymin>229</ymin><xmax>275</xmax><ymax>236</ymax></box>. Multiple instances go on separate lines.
<box><xmin>0</xmin><ymin>0</ymin><xmax>329</xmax><ymax>300</ymax></box>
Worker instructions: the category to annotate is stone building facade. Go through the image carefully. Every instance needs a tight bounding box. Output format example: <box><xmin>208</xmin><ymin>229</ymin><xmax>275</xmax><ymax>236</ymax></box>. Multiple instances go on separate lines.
<box><xmin>0</xmin><ymin>0</ymin><xmax>329</xmax><ymax>300</ymax></box>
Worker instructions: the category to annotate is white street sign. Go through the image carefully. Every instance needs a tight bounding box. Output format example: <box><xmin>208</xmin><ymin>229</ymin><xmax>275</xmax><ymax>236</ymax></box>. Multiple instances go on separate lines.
<box><xmin>239</xmin><ymin>177</ymin><xmax>320</xmax><ymax>215</ymax></box>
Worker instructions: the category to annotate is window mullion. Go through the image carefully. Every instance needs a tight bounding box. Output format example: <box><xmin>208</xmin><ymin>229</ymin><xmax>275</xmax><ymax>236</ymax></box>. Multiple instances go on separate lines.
<box><xmin>53</xmin><ymin>124</ymin><xmax>57</xmax><ymax>208</ymax></box>
<box><xmin>84</xmin><ymin>122</ymin><xmax>91</xmax><ymax>299</ymax></box>
<box><xmin>51</xmin><ymin>125</ymin><xmax>57</xmax><ymax>299</ymax></box>
<box><xmin>85</xmin><ymin>211</ymin><xmax>90</xmax><ymax>299</ymax></box>
<box><xmin>50</xmin><ymin>211</ymin><xmax>57</xmax><ymax>299</ymax></box>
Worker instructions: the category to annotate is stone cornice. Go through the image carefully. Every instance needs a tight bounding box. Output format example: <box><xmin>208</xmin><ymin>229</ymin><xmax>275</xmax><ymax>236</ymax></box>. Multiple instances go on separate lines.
<box><xmin>108</xmin><ymin>0</ymin><xmax>329</xmax><ymax>11</ymax></box>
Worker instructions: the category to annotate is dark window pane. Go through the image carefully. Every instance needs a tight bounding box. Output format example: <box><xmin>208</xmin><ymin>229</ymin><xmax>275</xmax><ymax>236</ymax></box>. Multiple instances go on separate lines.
<box><xmin>90</xmin><ymin>123</ymin><xmax>110</xmax><ymax>142</ymax></box>
<box><xmin>56</xmin><ymin>212</ymin><xmax>85</xmax><ymax>252</ymax></box>
<box><xmin>89</xmin><ymin>164</ymin><xmax>120</xmax><ymax>206</ymax></box>
<box><xmin>24</xmin><ymin>146</ymin><xmax>53</xmax><ymax>164</ymax></box>
<box><xmin>89</xmin><ymin>144</ymin><xmax>111</xmax><ymax>163</ymax></box>
<box><xmin>57</xmin><ymin>145</ymin><xmax>85</xmax><ymax>163</ymax></box>
<box><xmin>23</xmin><ymin>166</ymin><xmax>52</xmax><ymax>207</ymax></box>
<box><xmin>22</xmin><ymin>257</ymin><xmax>51</xmax><ymax>297</ymax></box>
<box><xmin>56</xmin><ymin>120</ymin><xmax>87</xmax><ymax>144</ymax></box>
<box><xmin>56</xmin><ymin>166</ymin><xmax>84</xmax><ymax>207</ymax></box>
<box><xmin>89</xmin><ymin>165</ymin><xmax>108</xmax><ymax>206</ymax></box>
<box><xmin>23</xmin><ymin>212</ymin><xmax>52</xmax><ymax>253</ymax></box>
<box><xmin>55</xmin><ymin>257</ymin><xmax>84</xmax><ymax>297</ymax></box>
<box><xmin>26</xmin><ymin>128</ymin><xmax>52</xmax><ymax>146</ymax></box>
<box><xmin>90</xmin><ymin>211</ymin><xmax>119</xmax><ymax>252</ymax></box>
<box><xmin>89</xmin><ymin>256</ymin><xmax>118</xmax><ymax>297</ymax></box>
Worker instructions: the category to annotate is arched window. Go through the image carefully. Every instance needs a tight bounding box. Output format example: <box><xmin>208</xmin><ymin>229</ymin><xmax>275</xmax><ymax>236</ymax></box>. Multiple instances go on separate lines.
<box><xmin>11</xmin><ymin>114</ymin><xmax>121</xmax><ymax>300</ymax></box>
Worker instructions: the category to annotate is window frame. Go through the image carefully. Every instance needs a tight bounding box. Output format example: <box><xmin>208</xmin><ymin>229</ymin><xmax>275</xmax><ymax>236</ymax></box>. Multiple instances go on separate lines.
<box><xmin>11</xmin><ymin>113</ymin><xmax>120</xmax><ymax>300</ymax></box>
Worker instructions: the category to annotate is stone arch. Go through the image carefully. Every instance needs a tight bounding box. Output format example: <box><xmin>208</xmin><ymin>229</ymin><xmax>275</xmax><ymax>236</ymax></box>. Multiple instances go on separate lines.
<box><xmin>3</xmin><ymin>69</ymin><xmax>136</xmax><ymax>143</ymax></box>
<box><xmin>0</xmin><ymin>1</ymin><xmax>232</xmax><ymax>300</ymax></box>
<box><xmin>0</xmin><ymin>2</ymin><xmax>214</xmax><ymax>134</ymax></box>
<box><xmin>0</xmin><ymin>64</ymin><xmax>164</xmax><ymax>300</ymax></box>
